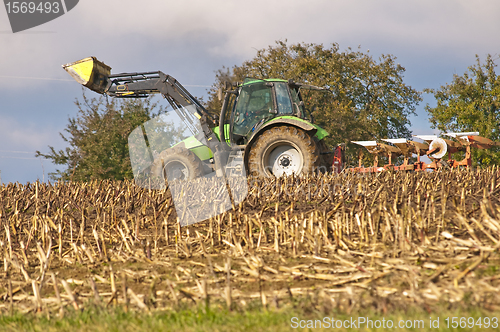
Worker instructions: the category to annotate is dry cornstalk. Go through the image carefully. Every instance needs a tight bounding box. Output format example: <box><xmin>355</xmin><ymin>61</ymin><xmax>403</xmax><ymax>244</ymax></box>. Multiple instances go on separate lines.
<box><xmin>2</xmin><ymin>171</ymin><xmax>500</xmax><ymax>314</ymax></box>
<box><xmin>60</xmin><ymin>279</ymin><xmax>79</xmax><ymax>311</ymax></box>
<box><xmin>127</xmin><ymin>288</ymin><xmax>149</xmax><ymax>311</ymax></box>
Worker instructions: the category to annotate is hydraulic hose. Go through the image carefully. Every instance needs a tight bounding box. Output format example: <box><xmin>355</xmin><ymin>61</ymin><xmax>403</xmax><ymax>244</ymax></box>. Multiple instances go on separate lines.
<box><xmin>219</xmin><ymin>91</ymin><xmax>233</xmax><ymax>151</ymax></box>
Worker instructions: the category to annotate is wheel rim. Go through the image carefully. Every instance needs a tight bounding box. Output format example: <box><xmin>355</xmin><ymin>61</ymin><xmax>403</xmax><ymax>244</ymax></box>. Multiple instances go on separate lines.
<box><xmin>163</xmin><ymin>161</ymin><xmax>189</xmax><ymax>181</ymax></box>
<box><xmin>263</xmin><ymin>141</ymin><xmax>304</xmax><ymax>176</ymax></box>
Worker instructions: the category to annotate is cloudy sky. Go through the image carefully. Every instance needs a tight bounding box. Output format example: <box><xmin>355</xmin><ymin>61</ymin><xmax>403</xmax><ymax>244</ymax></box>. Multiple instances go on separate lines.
<box><xmin>1</xmin><ymin>0</ymin><xmax>499</xmax><ymax>183</ymax></box>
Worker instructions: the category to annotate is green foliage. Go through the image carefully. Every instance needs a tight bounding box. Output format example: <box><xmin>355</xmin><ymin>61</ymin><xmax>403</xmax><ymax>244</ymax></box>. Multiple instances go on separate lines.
<box><xmin>207</xmin><ymin>41</ymin><xmax>421</xmax><ymax>164</ymax></box>
<box><xmin>425</xmin><ymin>55</ymin><xmax>500</xmax><ymax>166</ymax></box>
<box><xmin>36</xmin><ymin>93</ymin><xmax>162</xmax><ymax>181</ymax></box>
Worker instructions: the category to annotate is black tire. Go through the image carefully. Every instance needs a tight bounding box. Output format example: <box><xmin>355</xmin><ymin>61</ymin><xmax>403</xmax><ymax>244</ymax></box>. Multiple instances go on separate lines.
<box><xmin>248</xmin><ymin>126</ymin><xmax>319</xmax><ymax>177</ymax></box>
<box><xmin>317</xmin><ymin>139</ymin><xmax>334</xmax><ymax>173</ymax></box>
<box><xmin>152</xmin><ymin>147</ymin><xmax>204</xmax><ymax>181</ymax></box>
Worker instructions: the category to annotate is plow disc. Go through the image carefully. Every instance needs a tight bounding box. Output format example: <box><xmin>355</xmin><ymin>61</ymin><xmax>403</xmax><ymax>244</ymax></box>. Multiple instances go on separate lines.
<box><xmin>348</xmin><ymin>131</ymin><xmax>499</xmax><ymax>173</ymax></box>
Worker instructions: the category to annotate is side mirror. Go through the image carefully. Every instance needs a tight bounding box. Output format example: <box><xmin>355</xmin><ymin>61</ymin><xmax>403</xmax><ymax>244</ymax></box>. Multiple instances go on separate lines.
<box><xmin>218</xmin><ymin>81</ymin><xmax>233</xmax><ymax>101</ymax></box>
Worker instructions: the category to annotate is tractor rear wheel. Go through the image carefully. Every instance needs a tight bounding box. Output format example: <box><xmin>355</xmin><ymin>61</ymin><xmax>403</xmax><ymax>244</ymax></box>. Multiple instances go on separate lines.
<box><xmin>248</xmin><ymin>126</ymin><xmax>319</xmax><ymax>177</ymax></box>
<box><xmin>152</xmin><ymin>147</ymin><xmax>204</xmax><ymax>181</ymax></box>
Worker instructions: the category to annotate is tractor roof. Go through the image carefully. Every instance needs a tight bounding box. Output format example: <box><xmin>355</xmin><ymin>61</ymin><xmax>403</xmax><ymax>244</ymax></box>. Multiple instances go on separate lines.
<box><xmin>240</xmin><ymin>77</ymin><xmax>327</xmax><ymax>91</ymax></box>
<box><xmin>241</xmin><ymin>77</ymin><xmax>288</xmax><ymax>86</ymax></box>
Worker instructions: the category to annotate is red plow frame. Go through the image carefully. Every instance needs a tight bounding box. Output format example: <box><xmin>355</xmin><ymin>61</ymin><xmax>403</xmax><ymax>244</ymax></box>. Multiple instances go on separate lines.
<box><xmin>345</xmin><ymin>132</ymin><xmax>500</xmax><ymax>173</ymax></box>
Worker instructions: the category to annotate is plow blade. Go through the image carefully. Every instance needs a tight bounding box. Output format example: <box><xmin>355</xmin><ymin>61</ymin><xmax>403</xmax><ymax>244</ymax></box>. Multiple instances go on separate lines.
<box><xmin>351</xmin><ymin>140</ymin><xmax>403</xmax><ymax>170</ymax></box>
<box><xmin>62</xmin><ymin>57</ymin><xmax>111</xmax><ymax>94</ymax></box>
<box><xmin>351</xmin><ymin>141</ymin><xmax>378</xmax><ymax>153</ymax></box>
<box><xmin>352</xmin><ymin>140</ymin><xmax>402</xmax><ymax>156</ymax></box>
<box><xmin>444</xmin><ymin>131</ymin><xmax>479</xmax><ymax>139</ymax></box>
<box><xmin>467</xmin><ymin>135</ymin><xmax>500</xmax><ymax>149</ymax></box>
<box><xmin>412</xmin><ymin>134</ymin><xmax>438</xmax><ymax>143</ymax></box>
<box><xmin>442</xmin><ymin>132</ymin><xmax>500</xmax><ymax>149</ymax></box>
<box><xmin>382</xmin><ymin>139</ymin><xmax>429</xmax><ymax>157</ymax></box>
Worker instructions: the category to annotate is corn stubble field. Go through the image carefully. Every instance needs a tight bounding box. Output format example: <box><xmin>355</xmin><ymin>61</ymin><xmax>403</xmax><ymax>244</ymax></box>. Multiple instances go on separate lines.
<box><xmin>1</xmin><ymin>169</ymin><xmax>500</xmax><ymax>317</ymax></box>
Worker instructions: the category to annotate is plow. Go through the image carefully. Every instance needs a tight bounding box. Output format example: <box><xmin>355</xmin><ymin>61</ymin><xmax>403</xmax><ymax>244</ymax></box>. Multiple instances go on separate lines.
<box><xmin>348</xmin><ymin>132</ymin><xmax>500</xmax><ymax>173</ymax></box>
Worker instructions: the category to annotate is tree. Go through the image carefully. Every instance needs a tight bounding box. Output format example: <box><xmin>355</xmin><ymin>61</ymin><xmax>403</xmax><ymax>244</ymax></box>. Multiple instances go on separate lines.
<box><xmin>36</xmin><ymin>93</ymin><xmax>162</xmax><ymax>181</ymax></box>
<box><xmin>207</xmin><ymin>41</ymin><xmax>421</xmax><ymax>164</ymax></box>
<box><xmin>425</xmin><ymin>55</ymin><xmax>500</xmax><ymax>166</ymax></box>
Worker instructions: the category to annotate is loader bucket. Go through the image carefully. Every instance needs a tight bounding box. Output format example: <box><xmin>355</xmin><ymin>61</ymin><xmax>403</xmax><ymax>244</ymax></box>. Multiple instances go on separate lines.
<box><xmin>62</xmin><ymin>57</ymin><xmax>111</xmax><ymax>94</ymax></box>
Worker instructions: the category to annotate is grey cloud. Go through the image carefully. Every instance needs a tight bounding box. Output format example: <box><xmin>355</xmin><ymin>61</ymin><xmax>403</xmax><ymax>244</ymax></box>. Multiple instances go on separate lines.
<box><xmin>1</xmin><ymin>0</ymin><xmax>499</xmax><ymax>88</ymax></box>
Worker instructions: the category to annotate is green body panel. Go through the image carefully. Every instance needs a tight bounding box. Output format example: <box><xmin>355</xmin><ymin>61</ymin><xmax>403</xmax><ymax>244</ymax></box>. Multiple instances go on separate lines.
<box><xmin>173</xmin><ymin>136</ymin><xmax>213</xmax><ymax>161</ymax></box>
<box><xmin>259</xmin><ymin>116</ymin><xmax>329</xmax><ymax>140</ymax></box>
<box><xmin>213</xmin><ymin>124</ymin><xmax>231</xmax><ymax>144</ymax></box>
<box><xmin>191</xmin><ymin>145</ymin><xmax>213</xmax><ymax>161</ymax></box>
<box><xmin>312</xmin><ymin>124</ymin><xmax>329</xmax><ymax>140</ymax></box>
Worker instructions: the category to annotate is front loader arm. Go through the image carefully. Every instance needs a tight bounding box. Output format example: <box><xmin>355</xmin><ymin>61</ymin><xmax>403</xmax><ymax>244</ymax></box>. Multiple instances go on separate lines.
<box><xmin>62</xmin><ymin>57</ymin><xmax>222</xmax><ymax>153</ymax></box>
<box><xmin>107</xmin><ymin>71</ymin><xmax>204</xmax><ymax>113</ymax></box>
<box><xmin>105</xmin><ymin>71</ymin><xmax>220</xmax><ymax>151</ymax></box>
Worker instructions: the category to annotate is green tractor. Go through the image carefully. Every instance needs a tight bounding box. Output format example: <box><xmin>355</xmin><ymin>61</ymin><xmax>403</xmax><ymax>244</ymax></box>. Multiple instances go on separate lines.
<box><xmin>220</xmin><ymin>78</ymin><xmax>333</xmax><ymax>177</ymax></box>
<box><xmin>63</xmin><ymin>57</ymin><xmax>336</xmax><ymax>182</ymax></box>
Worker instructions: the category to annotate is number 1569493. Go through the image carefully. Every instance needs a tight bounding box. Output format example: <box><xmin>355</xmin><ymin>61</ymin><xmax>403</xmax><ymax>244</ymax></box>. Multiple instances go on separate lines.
<box><xmin>445</xmin><ymin>317</ymin><xmax>498</xmax><ymax>329</ymax></box>
<box><xmin>5</xmin><ymin>2</ymin><xmax>60</xmax><ymax>14</ymax></box>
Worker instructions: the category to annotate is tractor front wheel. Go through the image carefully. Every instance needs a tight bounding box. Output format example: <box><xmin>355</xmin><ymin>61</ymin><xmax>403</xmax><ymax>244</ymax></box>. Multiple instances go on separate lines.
<box><xmin>152</xmin><ymin>147</ymin><xmax>205</xmax><ymax>181</ymax></box>
<box><xmin>248</xmin><ymin>126</ymin><xmax>319</xmax><ymax>177</ymax></box>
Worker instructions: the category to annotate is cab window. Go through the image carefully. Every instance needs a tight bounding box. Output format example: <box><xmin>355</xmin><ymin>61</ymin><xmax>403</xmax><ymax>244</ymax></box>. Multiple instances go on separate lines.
<box><xmin>232</xmin><ymin>82</ymin><xmax>273</xmax><ymax>137</ymax></box>
<box><xmin>290</xmin><ymin>87</ymin><xmax>305</xmax><ymax>117</ymax></box>
<box><xmin>275</xmin><ymin>82</ymin><xmax>293</xmax><ymax>114</ymax></box>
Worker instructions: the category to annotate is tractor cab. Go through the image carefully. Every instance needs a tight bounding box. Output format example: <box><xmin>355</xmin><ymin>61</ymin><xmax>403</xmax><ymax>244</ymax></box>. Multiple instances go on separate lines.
<box><xmin>229</xmin><ymin>78</ymin><xmax>309</xmax><ymax>145</ymax></box>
